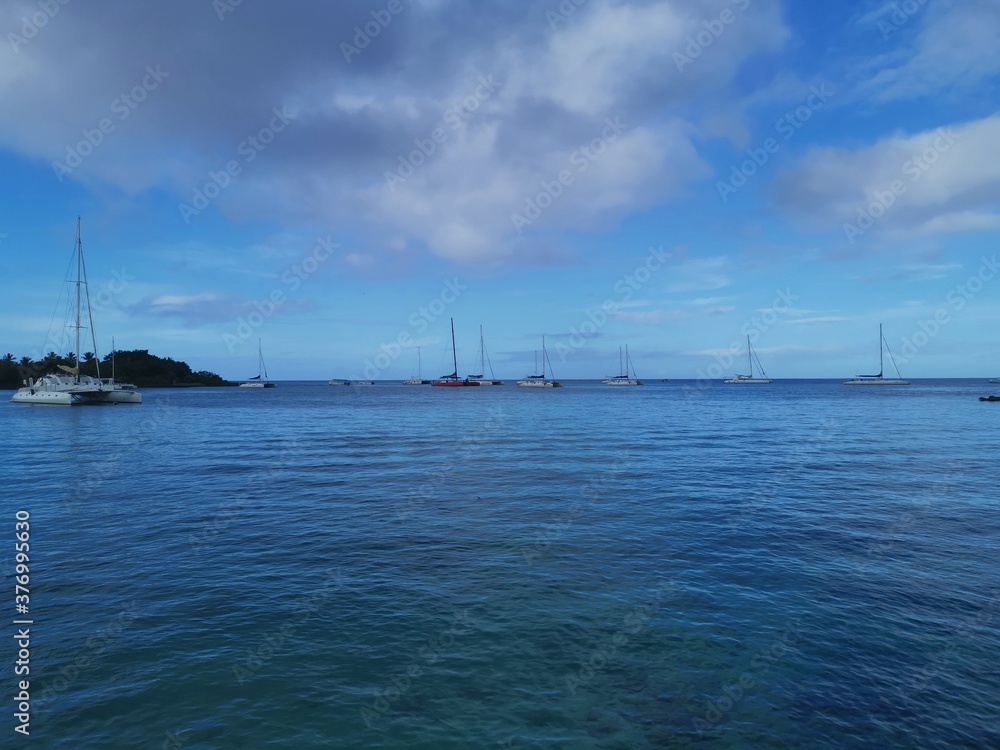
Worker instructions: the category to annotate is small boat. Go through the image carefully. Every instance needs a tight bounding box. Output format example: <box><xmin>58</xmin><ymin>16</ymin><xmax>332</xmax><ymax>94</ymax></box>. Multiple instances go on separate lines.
<box><xmin>403</xmin><ymin>347</ymin><xmax>432</xmax><ymax>385</ymax></box>
<box><xmin>466</xmin><ymin>325</ymin><xmax>503</xmax><ymax>385</ymax></box>
<box><xmin>239</xmin><ymin>339</ymin><xmax>276</xmax><ymax>387</ymax></box>
<box><xmin>979</xmin><ymin>395</ymin><xmax>1000</xmax><ymax>402</ymax></box>
<box><xmin>844</xmin><ymin>324</ymin><xmax>909</xmax><ymax>385</ymax></box>
<box><xmin>328</xmin><ymin>379</ymin><xmax>351</xmax><ymax>386</ymax></box>
<box><xmin>432</xmin><ymin>319</ymin><xmax>475</xmax><ymax>387</ymax></box>
<box><xmin>724</xmin><ymin>336</ymin><xmax>772</xmax><ymax>384</ymax></box>
<box><xmin>603</xmin><ymin>345</ymin><xmax>643</xmax><ymax>385</ymax></box>
<box><xmin>990</xmin><ymin>378</ymin><xmax>1000</xmax><ymax>384</ymax></box>
<box><xmin>355</xmin><ymin>380</ymin><xmax>374</xmax><ymax>386</ymax></box>
<box><xmin>12</xmin><ymin>218</ymin><xmax>141</xmax><ymax>405</ymax></box>
<box><xmin>517</xmin><ymin>337</ymin><xmax>562</xmax><ymax>387</ymax></box>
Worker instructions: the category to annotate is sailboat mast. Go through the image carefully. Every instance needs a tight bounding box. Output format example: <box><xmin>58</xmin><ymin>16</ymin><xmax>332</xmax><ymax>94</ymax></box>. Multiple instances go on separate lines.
<box><xmin>75</xmin><ymin>217</ymin><xmax>82</xmax><ymax>378</ymax></box>
<box><xmin>541</xmin><ymin>336</ymin><xmax>546</xmax><ymax>378</ymax></box>
<box><xmin>879</xmin><ymin>324</ymin><xmax>883</xmax><ymax>376</ymax></box>
<box><xmin>450</xmin><ymin>318</ymin><xmax>458</xmax><ymax>375</ymax></box>
<box><xmin>480</xmin><ymin>325</ymin><xmax>485</xmax><ymax>374</ymax></box>
<box><xmin>417</xmin><ymin>346</ymin><xmax>421</xmax><ymax>379</ymax></box>
<box><xmin>747</xmin><ymin>335</ymin><xmax>753</xmax><ymax>377</ymax></box>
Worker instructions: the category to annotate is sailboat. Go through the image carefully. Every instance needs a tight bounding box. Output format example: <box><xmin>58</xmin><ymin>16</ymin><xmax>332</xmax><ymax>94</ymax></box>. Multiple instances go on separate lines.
<box><xmin>724</xmin><ymin>336</ymin><xmax>772</xmax><ymax>384</ymax></box>
<box><xmin>517</xmin><ymin>336</ymin><xmax>562</xmax><ymax>387</ymax></box>
<box><xmin>432</xmin><ymin>319</ymin><xmax>474</xmax><ymax>387</ymax></box>
<box><xmin>11</xmin><ymin>218</ymin><xmax>141</xmax><ymax>405</ymax></box>
<box><xmin>240</xmin><ymin>339</ymin><xmax>276</xmax><ymax>387</ymax></box>
<box><xmin>844</xmin><ymin>324</ymin><xmax>909</xmax><ymax>385</ymax></box>
<box><xmin>466</xmin><ymin>325</ymin><xmax>503</xmax><ymax>385</ymax></box>
<box><xmin>603</xmin><ymin>345</ymin><xmax>643</xmax><ymax>385</ymax></box>
<box><xmin>403</xmin><ymin>346</ymin><xmax>432</xmax><ymax>385</ymax></box>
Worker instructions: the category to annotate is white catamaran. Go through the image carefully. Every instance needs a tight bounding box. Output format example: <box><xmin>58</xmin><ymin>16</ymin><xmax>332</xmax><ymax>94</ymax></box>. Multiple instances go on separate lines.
<box><xmin>603</xmin><ymin>345</ymin><xmax>643</xmax><ymax>385</ymax></box>
<box><xmin>240</xmin><ymin>339</ymin><xmax>276</xmax><ymax>387</ymax></box>
<box><xmin>844</xmin><ymin>324</ymin><xmax>909</xmax><ymax>385</ymax></box>
<box><xmin>724</xmin><ymin>336</ymin><xmax>772</xmax><ymax>384</ymax></box>
<box><xmin>11</xmin><ymin>218</ymin><xmax>141</xmax><ymax>405</ymax></box>
<box><xmin>517</xmin><ymin>336</ymin><xmax>562</xmax><ymax>387</ymax></box>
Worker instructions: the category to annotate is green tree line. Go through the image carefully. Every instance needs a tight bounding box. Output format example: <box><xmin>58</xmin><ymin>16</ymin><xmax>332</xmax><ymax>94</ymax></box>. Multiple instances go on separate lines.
<box><xmin>0</xmin><ymin>350</ymin><xmax>230</xmax><ymax>389</ymax></box>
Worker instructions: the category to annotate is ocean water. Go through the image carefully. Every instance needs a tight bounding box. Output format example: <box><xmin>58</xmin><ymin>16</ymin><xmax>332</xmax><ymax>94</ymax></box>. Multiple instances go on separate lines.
<box><xmin>4</xmin><ymin>379</ymin><xmax>999</xmax><ymax>749</ymax></box>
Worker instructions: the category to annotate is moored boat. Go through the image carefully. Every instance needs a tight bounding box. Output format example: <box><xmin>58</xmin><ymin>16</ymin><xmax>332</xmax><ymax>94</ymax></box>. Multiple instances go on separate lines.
<box><xmin>844</xmin><ymin>324</ymin><xmax>909</xmax><ymax>385</ymax></box>
<box><xmin>11</xmin><ymin>218</ymin><xmax>141</xmax><ymax>405</ymax></box>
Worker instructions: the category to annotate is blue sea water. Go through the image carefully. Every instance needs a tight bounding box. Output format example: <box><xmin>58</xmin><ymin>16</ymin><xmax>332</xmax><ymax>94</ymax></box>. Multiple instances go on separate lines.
<box><xmin>4</xmin><ymin>379</ymin><xmax>999</xmax><ymax>749</ymax></box>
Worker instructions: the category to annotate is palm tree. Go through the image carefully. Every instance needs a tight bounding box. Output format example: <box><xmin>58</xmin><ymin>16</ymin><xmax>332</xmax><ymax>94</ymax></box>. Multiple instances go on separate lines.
<box><xmin>19</xmin><ymin>357</ymin><xmax>32</xmax><ymax>367</ymax></box>
<box><xmin>2</xmin><ymin>353</ymin><xmax>13</xmax><ymax>363</ymax></box>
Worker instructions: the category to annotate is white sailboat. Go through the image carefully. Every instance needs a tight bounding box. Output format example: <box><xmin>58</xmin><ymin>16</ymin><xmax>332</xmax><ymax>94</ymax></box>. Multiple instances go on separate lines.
<box><xmin>724</xmin><ymin>336</ymin><xmax>772</xmax><ymax>384</ymax></box>
<box><xmin>11</xmin><ymin>218</ymin><xmax>141</xmax><ymax>405</ymax></box>
<box><xmin>240</xmin><ymin>339</ymin><xmax>276</xmax><ymax>387</ymax></box>
<box><xmin>844</xmin><ymin>324</ymin><xmax>909</xmax><ymax>385</ymax></box>
<box><xmin>517</xmin><ymin>336</ymin><xmax>562</xmax><ymax>387</ymax></box>
<box><xmin>403</xmin><ymin>346</ymin><xmax>431</xmax><ymax>385</ymax></box>
<box><xmin>467</xmin><ymin>325</ymin><xmax>503</xmax><ymax>385</ymax></box>
<box><xmin>603</xmin><ymin>345</ymin><xmax>643</xmax><ymax>385</ymax></box>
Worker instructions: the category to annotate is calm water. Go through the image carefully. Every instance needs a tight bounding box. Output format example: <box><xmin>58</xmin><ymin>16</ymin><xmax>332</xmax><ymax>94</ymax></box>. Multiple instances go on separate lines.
<box><xmin>4</xmin><ymin>380</ymin><xmax>999</xmax><ymax>748</ymax></box>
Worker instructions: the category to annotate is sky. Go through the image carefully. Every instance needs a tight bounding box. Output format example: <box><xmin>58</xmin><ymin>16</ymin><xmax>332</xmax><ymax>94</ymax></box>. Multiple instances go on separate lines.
<box><xmin>1</xmin><ymin>0</ymin><xmax>999</xmax><ymax>381</ymax></box>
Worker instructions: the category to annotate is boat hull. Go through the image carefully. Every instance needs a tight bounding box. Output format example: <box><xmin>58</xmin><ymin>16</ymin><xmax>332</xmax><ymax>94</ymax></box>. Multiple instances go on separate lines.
<box><xmin>603</xmin><ymin>379</ymin><xmax>643</xmax><ymax>386</ymax></box>
<box><xmin>516</xmin><ymin>380</ymin><xmax>562</xmax><ymax>387</ymax></box>
<box><xmin>724</xmin><ymin>378</ymin><xmax>772</xmax><ymax>384</ymax></box>
<box><xmin>239</xmin><ymin>382</ymin><xmax>276</xmax><ymax>388</ymax></box>
<box><xmin>843</xmin><ymin>379</ymin><xmax>909</xmax><ymax>385</ymax></box>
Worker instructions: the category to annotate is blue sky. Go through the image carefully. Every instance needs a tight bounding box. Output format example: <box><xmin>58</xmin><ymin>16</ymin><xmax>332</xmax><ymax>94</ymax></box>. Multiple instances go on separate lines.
<box><xmin>2</xmin><ymin>0</ymin><xmax>999</xmax><ymax>380</ymax></box>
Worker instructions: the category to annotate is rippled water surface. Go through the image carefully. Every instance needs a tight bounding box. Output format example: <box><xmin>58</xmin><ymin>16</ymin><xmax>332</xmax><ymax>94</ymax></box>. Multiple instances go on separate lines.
<box><xmin>4</xmin><ymin>380</ymin><xmax>999</xmax><ymax>748</ymax></box>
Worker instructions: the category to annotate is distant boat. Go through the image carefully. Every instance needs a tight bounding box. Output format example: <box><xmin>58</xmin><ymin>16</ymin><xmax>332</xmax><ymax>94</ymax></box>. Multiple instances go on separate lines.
<box><xmin>724</xmin><ymin>336</ymin><xmax>772</xmax><ymax>384</ymax></box>
<box><xmin>979</xmin><ymin>395</ymin><xmax>1000</xmax><ymax>402</ymax></box>
<box><xmin>240</xmin><ymin>339</ymin><xmax>276</xmax><ymax>388</ymax></box>
<box><xmin>432</xmin><ymin>319</ymin><xmax>474</xmax><ymax>387</ymax></box>
<box><xmin>517</xmin><ymin>336</ymin><xmax>562</xmax><ymax>387</ymax></box>
<box><xmin>12</xmin><ymin>218</ymin><xmax>141</xmax><ymax>405</ymax></box>
<box><xmin>328</xmin><ymin>379</ymin><xmax>351</xmax><ymax>386</ymax></box>
<box><xmin>403</xmin><ymin>346</ymin><xmax>432</xmax><ymax>385</ymax></box>
<box><xmin>844</xmin><ymin>324</ymin><xmax>909</xmax><ymax>385</ymax></box>
<box><xmin>990</xmin><ymin>378</ymin><xmax>1000</xmax><ymax>384</ymax></box>
<box><xmin>603</xmin><ymin>345</ymin><xmax>643</xmax><ymax>386</ymax></box>
<box><xmin>355</xmin><ymin>380</ymin><xmax>374</xmax><ymax>386</ymax></box>
<box><xmin>467</xmin><ymin>325</ymin><xmax>503</xmax><ymax>385</ymax></box>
